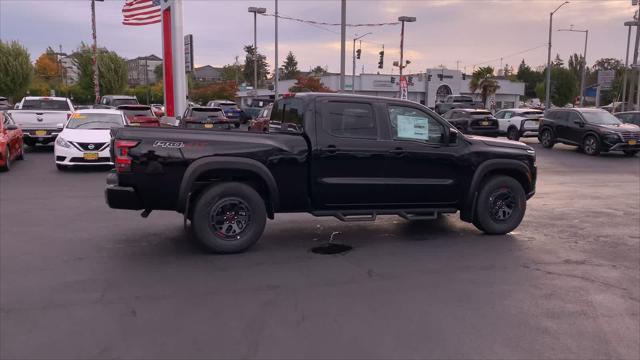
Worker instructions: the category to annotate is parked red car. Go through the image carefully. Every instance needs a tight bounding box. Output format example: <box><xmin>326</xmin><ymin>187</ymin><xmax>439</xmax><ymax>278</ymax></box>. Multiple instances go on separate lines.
<box><xmin>248</xmin><ymin>103</ymin><xmax>272</xmax><ymax>133</ymax></box>
<box><xmin>117</xmin><ymin>105</ymin><xmax>160</xmax><ymax>127</ymax></box>
<box><xmin>0</xmin><ymin>112</ymin><xmax>25</xmax><ymax>171</ymax></box>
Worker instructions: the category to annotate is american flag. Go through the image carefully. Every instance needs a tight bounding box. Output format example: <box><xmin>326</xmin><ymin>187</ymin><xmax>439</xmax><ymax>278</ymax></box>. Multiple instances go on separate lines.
<box><xmin>122</xmin><ymin>0</ymin><xmax>162</xmax><ymax>26</ymax></box>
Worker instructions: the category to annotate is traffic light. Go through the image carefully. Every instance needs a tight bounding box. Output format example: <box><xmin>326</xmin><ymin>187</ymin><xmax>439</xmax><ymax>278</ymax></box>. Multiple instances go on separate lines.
<box><xmin>356</xmin><ymin>49</ymin><xmax>361</xmax><ymax>60</ymax></box>
<box><xmin>378</xmin><ymin>51</ymin><xmax>384</xmax><ymax>69</ymax></box>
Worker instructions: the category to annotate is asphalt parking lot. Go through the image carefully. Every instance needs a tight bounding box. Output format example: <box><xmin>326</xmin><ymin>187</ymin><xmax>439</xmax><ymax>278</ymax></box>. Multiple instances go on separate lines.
<box><xmin>1</xmin><ymin>140</ymin><xmax>639</xmax><ymax>359</ymax></box>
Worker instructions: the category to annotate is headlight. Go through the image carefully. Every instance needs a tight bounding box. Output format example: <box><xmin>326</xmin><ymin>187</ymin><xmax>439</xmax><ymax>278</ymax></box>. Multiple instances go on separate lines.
<box><xmin>604</xmin><ymin>133</ymin><xmax>621</xmax><ymax>142</ymax></box>
<box><xmin>56</xmin><ymin>137</ymin><xmax>71</xmax><ymax>148</ymax></box>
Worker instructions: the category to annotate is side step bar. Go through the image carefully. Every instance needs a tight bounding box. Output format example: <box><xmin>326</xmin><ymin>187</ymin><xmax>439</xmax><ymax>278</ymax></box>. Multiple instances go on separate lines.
<box><xmin>311</xmin><ymin>208</ymin><xmax>457</xmax><ymax>222</ymax></box>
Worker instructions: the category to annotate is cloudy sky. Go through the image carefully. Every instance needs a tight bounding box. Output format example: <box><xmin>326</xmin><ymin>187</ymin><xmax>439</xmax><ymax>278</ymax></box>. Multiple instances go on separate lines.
<box><xmin>0</xmin><ymin>0</ymin><xmax>635</xmax><ymax>75</ymax></box>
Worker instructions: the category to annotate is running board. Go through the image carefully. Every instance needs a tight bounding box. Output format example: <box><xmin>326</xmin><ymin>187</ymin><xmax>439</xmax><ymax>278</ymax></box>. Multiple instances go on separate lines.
<box><xmin>311</xmin><ymin>208</ymin><xmax>457</xmax><ymax>222</ymax></box>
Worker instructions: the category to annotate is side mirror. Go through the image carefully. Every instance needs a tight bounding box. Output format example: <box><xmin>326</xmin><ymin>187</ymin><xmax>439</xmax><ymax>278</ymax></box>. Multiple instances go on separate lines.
<box><xmin>448</xmin><ymin>129</ymin><xmax>459</xmax><ymax>145</ymax></box>
<box><xmin>5</xmin><ymin>124</ymin><xmax>18</xmax><ymax>131</ymax></box>
<box><xmin>574</xmin><ymin>119</ymin><xmax>584</xmax><ymax>126</ymax></box>
<box><xmin>56</xmin><ymin>123</ymin><xmax>64</xmax><ymax>129</ymax></box>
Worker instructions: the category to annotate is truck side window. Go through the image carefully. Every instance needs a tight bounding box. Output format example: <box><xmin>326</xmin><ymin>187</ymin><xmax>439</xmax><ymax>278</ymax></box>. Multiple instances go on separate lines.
<box><xmin>322</xmin><ymin>102</ymin><xmax>376</xmax><ymax>139</ymax></box>
<box><xmin>271</xmin><ymin>98</ymin><xmax>304</xmax><ymax>133</ymax></box>
<box><xmin>388</xmin><ymin>105</ymin><xmax>445</xmax><ymax>144</ymax></box>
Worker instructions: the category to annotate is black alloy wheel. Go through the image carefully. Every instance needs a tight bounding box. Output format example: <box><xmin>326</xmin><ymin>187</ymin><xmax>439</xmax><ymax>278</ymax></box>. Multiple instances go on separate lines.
<box><xmin>507</xmin><ymin>127</ymin><xmax>520</xmax><ymax>141</ymax></box>
<box><xmin>540</xmin><ymin>128</ymin><xmax>554</xmax><ymax>148</ymax></box>
<box><xmin>583</xmin><ymin>135</ymin><xmax>600</xmax><ymax>156</ymax></box>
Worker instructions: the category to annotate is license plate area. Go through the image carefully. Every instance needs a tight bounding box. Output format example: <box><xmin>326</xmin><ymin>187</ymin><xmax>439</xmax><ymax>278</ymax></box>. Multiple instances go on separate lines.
<box><xmin>35</xmin><ymin>130</ymin><xmax>47</xmax><ymax>136</ymax></box>
<box><xmin>629</xmin><ymin>139</ymin><xmax>637</xmax><ymax>145</ymax></box>
<box><xmin>204</xmin><ymin>123</ymin><xmax>213</xmax><ymax>128</ymax></box>
<box><xmin>481</xmin><ymin>121</ymin><xmax>490</xmax><ymax>126</ymax></box>
<box><xmin>83</xmin><ymin>152</ymin><xmax>99</xmax><ymax>160</ymax></box>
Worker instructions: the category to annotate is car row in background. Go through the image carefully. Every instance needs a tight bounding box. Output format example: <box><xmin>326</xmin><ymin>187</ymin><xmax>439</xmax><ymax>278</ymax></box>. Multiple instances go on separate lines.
<box><xmin>7</xmin><ymin>96</ymin><xmax>74</xmax><ymax>146</ymax></box>
<box><xmin>0</xmin><ymin>112</ymin><xmax>25</xmax><ymax>171</ymax></box>
<box><xmin>441</xmin><ymin>108</ymin><xmax>500</xmax><ymax>137</ymax></box>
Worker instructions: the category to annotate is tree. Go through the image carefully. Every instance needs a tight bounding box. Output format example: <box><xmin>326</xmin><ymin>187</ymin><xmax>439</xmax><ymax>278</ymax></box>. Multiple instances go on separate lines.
<box><xmin>154</xmin><ymin>64</ymin><xmax>163</xmax><ymax>83</ymax></box>
<box><xmin>34</xmin><ymin>48</ymin><xmax>60</xmax><ymax>81</ymax></box>
<box><xmin>469</xmin><ymin>66</ymin><xmax>500</xmax><ymax>106</ymax></box>
<box><xmin>71</xmin><ymin>44</ymin><xmax>127</xmax><ymax>103</ymax></box>
<box><xmin>553</xmin><ymin>54</ymin><xmax>564</xmax><ymax>68</ymax></box>
<box><xmin>517</xmin><ymin>59</ymin><xmax>544</xmax><ymax>99</ymax></box>
<box><xmin>242</xmin><ymin>45</ymin><xmax>269</xmax><ymax>88</ymax></box>
<box><xmin>0</xmin><ymin>40</ymin><xmax>33</xmax><ymax>102</ymax></box>
<box><xmin>189</xmin><ymin>81</ymin><xmax>239</xmax><ymax>104</ymax></box>
<box><xmin>220</xmin><ymin>63</ymin><xmax>244</xmax><ymax>83</ymax></box>
<box><xmin>568</xmin><ymin>53</ymin><xmax>586</xmax><ymax>82</ymax></box>
<box><xmin>535</xmin><ymin>67</ymin><xmax>578</xmax><ymax>107</ymax></box>
<box><xmin>281</xmin><ymin>51</ymin><xmax>300</xmax><ymax>80</ymax></box>
<box><xmin>310</xmin><ymin>65</ymin><xmax>327</xmax><ymax>77</ymax></box>
<box><xmin>589</xmin><ymin>58</ymin><xmax>624</xmax><ymax>105</ymax></box>
<box><xmin>289</xmin><ymin>75</ymin><xmax>333</xmax><ymax>93</ymax></box>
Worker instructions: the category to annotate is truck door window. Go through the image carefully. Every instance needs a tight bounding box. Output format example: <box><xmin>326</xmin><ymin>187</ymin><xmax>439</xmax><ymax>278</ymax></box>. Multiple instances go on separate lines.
<box><xmin>321</xmin><ymin>102</ymin><xmax>376</xmax><ymax>139</ymax></box>
<box><xmin>388</xmin><ymin>105</ymin><xmax>445</xmax><ymax>144</ymax></box>
<box><xmin>271</xmin><ymin>98</ymin><xmax>304</xmax><ymax>133</ymax></box>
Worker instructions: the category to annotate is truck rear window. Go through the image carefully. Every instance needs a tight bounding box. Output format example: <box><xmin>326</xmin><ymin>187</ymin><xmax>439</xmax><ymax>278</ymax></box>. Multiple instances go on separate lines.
<box><xmin>21</xmin><ymin>99</ymin><xmax>70</xmax><ymax>111</ymax></box>
<box><xmin>190</xmin><ymin>108</ymin><xmax>225</xmax><ymax>120</ymax></box>
<box><xmin>111</xmin><ymin>99</ymin><xmax>138</xmax><ymax>107</ymax></box>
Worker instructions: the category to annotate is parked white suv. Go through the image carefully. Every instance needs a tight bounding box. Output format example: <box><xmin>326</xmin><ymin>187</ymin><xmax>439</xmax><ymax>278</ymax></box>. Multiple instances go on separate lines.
<box><xmin>494</xmin><ymin>108</ymin><xmax>543</xmax><ymax>141</ymax></box>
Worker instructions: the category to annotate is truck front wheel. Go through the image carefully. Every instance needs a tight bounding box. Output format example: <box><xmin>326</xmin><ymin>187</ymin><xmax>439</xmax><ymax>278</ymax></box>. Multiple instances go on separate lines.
<box><xmin>473</xmin><ymin>176</ymin><xmax>526</xmax><ymax>235</ymax></box>
<box><xmin>192</xmin><ymin>182</ymin><xmax>267</xmax><ymax>254</ymax></box>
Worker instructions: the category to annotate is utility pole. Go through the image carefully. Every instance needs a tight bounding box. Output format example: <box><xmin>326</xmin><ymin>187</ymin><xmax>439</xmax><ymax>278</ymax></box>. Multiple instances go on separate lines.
<box><xmin>274</xmin><ymin>0</ymin><xmax>279</xmax><ymax>99</ymax></box>
<box><xmin>352</xmin><ymin>32</ymin><xmax>371</xmax><ymax>93</ymax></box>
<box><xmin>145</xmin><ymin>59</ymin><xmax>150</xmax><ymax>105</ymax></box>
<box><xmin>91</xmin><ymin>0</ymin><xmax>100</xmax><ymax>103</ymax></box>
<box><xmin>545</xmin><ymin>1</ymin><xmax>569</xmax><ymax>110</ymax></box>
<box><xmin>398</xmin><ymin>16</ymin><xmax>416</xmax><ymax>98</ymax></box>
<box><xmin>340</xmin><ymin>0</ymin><xmax>346</xmax><ymax>92</ymax></box>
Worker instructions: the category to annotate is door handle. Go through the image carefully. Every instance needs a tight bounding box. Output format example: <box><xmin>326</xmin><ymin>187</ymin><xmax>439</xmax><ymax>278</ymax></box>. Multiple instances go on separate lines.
<box><xmin>321</xmin><ymin>145</ymin><xmax>339</xmax><ymax>154</ymax></box>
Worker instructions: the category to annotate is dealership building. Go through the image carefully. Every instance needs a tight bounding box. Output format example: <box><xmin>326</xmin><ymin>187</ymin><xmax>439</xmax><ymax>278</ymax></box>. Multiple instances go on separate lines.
<box><xmin>238</xmin><ymin>68</ymin><xmax>525</xmax><ymax>110</ymax></box>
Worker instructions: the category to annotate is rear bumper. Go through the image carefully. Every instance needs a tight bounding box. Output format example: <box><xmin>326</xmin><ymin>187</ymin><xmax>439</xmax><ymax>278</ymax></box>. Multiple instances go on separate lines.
<box><xmin>105</xmin><ymin>172</ymin><xmax>143</xmax><ymax>210</ymax></box>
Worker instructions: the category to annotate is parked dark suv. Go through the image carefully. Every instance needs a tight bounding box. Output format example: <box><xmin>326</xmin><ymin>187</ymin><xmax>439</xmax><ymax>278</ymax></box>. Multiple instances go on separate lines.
<box><xmin>442</xmin><ymin>108</ymin><xmax>499</xmax><ymax>137</ymax></box>
<box><xmin>539</xmin><ymin>108</ymin><xmax>640</xmax><ymax>156</ymax></box>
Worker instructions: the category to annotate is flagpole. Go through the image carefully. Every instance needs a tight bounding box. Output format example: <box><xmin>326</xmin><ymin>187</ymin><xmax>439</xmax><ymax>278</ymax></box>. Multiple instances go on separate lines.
<box><xmin>161</xmin><ymin>0</ymin><xmax>187</xmax><ymax>117</ymax></box>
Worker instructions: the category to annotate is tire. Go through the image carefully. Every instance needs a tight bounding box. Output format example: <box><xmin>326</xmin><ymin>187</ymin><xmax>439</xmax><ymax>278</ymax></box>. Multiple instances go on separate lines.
<box><xmin>623</xmin><ymin>150</ymin><xmax>639</xmax><ymax>157</ymax></box>
<box><xmin>539</xmin><ymin>128</ymin><xmax>555</xmax><ymax>148</ymax></box>
<box><xmin>24</xmin><ymin>138</ymin><xmax>36</xmax><ymax>147</ymax></box>
<box><xmin>234</xmin><ymin>123</ymin><xmax>240</xmax><ymax>129</ymax></box>
<box><xmin>17</xmin><ymin>143</ymin><xmax>24</xmax><ymax>160</ymax></box>
<box><xmin>0</xmin><ymin>148</ymin><xmax>10</xmax><ymax>172</ymax></box>
<box><xmin>583</xmin><ymin>135</ymin><xmax>600</xmax><ymax>156</ymax></box>
<box><xmin>507</xmin><ymin>126</ymin><xmax>520</xmax><ymax>141</ymax></box>
<box><xmin>473</xmin><ymin>175</ymin><xmax>526</xmax><ymax>235</ymax></box>
<box><xmin>191</xmin><ymin>182</ymin><xmax>267</xmax><ymax>254</ymax></box>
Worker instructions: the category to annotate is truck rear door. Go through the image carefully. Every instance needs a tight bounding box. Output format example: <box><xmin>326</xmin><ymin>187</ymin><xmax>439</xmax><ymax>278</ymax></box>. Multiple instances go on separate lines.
<box><xmin>310</xmin><ymin>97</ymin><xmax>388</xmax><ymax>208</ymax></box>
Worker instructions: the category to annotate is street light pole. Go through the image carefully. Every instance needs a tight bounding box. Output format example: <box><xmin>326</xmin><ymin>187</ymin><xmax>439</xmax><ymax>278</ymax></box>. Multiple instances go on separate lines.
<box><xmin>545</xmin><ymin>1</ymin><xmax>569</xmax><ymax>110</ymax></box>
<box><xmin>248</xmin><ymin>7</ymin><xmax>267</xmax><ymax>92</ymax></box>
<box><xmin>352</xmin><ymin>32</ymin><xmax>371</xmax><ymax>93</ymax></box>
<box><xmin>622</xmin><ymin>21</ymin><xmax>636</xmax><ymax>112</ymax></box>
<box><xmin>340</xmin><ymin>0</ymin><xmax>346</xmax><ymax>92</ymax></box>
<box><xmin>397</xmin><ymin>16</ymin><xmax>416</xmax><ymax>98</ymax></box>
<box><xmin>558</xmin><ymin>27</ymin><xmax>588</xmax><ymax>106</ymax></box>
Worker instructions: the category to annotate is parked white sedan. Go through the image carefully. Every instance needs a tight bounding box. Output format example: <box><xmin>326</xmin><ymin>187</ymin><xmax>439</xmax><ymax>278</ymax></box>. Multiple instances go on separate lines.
<box><xmin>54</xmin><ymin>109</ymin><xmax>125</xmax><ymax>170</ymax></box>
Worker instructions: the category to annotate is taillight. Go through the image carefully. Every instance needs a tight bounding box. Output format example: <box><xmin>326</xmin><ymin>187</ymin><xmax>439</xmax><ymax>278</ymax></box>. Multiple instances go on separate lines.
<box><xmin>114</xmin><ymin>140</ymin><xmax>139</xmax><ymax>173</ymax></box>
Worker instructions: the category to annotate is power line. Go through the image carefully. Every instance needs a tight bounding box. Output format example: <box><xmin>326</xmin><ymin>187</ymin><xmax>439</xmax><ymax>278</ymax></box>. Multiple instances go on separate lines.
<box><xmin>467</xmin><ymin>44</ymin><xmax>547</xmax><ymax>69</ymax></box>
<box><xmin>260</xmin><ymin>12</ymin><xmax>399</xmax><ymax>27</ymax></box>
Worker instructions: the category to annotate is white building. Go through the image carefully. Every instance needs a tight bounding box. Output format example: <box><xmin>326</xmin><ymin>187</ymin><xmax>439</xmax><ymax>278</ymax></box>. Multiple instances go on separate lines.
<box><xmin>238</xmin><ymin>68</ymin><xmax>524</xmax><ymax>110</ymax></box>
<box><xmin>60</xmin><ymin>56</ymin><xmax>78</xmax><ymax>85</ymax></box>
<box><xmin>126</xmin><ymin>55</ymin><xmax>162</xmax><ymax>87</ymax></box>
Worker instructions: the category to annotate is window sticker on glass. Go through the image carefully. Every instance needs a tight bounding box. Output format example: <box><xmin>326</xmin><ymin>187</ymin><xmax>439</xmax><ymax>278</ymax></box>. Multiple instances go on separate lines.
<box><xmin>397</xmin><ymin>115</ymin><xmax>428</xmax><ymax>140</ymax></box>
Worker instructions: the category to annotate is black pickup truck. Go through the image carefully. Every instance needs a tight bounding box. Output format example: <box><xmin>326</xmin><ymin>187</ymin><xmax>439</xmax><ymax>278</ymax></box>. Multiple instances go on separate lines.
<box><xmin>106</xmin><ymin>93</ymin><xmax>536</xmax><ymax>253</ymax></box>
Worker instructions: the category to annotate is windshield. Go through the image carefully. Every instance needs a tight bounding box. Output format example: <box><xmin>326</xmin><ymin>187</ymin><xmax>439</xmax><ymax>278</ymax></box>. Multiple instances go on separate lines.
<box><xmin>21</xmin><ymin>99</ymin><xmax>70</xmax><ymax>111</ymax></box>
<box><xmin>582</xmin><ymin>111</ymin><xmax>622</xmax><ymax>125</ymax></box>
<box><xmin>66</xmin><ymin>113</ymin><xmax>124</xmax><ymax>129</ymax></box>
<box><xmin>111</xmin><ymin>99</ymin><xmax>138</xmax><ymax>107</ymax></box>
<box><xmin>122</xmin><ymin>109</ymin><xmax>153</xmax><ymax>117</ymax></box>
<box><xmin>219</xmin><ymin>104</ymin><xmax>239</xmax><ymax>111</ymax></box>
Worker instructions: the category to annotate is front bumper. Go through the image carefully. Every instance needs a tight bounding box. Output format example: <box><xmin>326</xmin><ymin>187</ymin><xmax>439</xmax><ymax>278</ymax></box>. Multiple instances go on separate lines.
<box><xmin>608</xmin><ymin>142</ymin><xmax>640</xmax><ymax>151</ymax></box>
<box><xmin>54</xmin><ymin>143</ymin><xmax>112</xmax><ymax>166</ymax></box>
<box><xmin>105</xmin><ymin>172</ymin><xmax>143</xmax><ymax>210</ymax></box>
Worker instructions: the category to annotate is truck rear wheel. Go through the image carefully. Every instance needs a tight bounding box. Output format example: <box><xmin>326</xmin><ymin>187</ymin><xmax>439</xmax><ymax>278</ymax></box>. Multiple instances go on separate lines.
<box><xmin>473</xmin><ymin>176</ymin><xmax>526</xmax><ymax>235</ymax></box>
<box><xmin>192</xmin><ymin>182</ymin><xmax>267</xmax><ymax>254</ymax></box>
